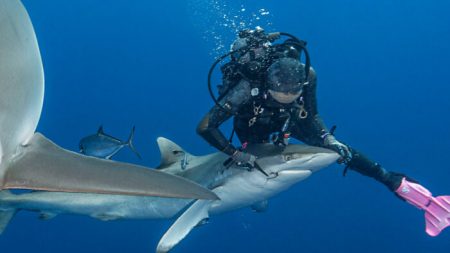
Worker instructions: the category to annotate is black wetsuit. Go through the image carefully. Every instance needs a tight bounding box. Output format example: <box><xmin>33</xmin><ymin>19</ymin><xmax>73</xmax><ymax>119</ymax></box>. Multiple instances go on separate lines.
<box><xmin>197</xmin><ymin>58</ymin><xmax>405</xmax><ymax>192</ymax></box>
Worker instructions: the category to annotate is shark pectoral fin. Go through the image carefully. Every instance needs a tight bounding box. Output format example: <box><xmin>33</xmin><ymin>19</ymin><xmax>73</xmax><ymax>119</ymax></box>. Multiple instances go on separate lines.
<box><xmin>0</xmin><ymin>209</ymin><xmax>17</xmax><ymax>235</ymax></box>
<box><xmin>251</xmin><ymin>200</ymin><xmax>269</xmax><ymax>213</ymax></box>
<box><xmin>2</xmin><ymin>133</ymin><xmax>219</xmax><ymax>200</ymax></box>
<box><xmin>38</xmin><ymin>212</ymin><xmax>58</xmax><ymax>221</ymax></box>
<box><xmin>156</xmin><ymin>199</ymin><xmax>212</xmax><ymax>253</ymax></box>
<box><xmin>91</xmin><ymin>213</ymin><xmax>120</xmax><ymax>222</ymax></box>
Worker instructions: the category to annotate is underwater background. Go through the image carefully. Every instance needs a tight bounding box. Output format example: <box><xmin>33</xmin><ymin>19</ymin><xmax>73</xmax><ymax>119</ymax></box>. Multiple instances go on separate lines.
<box><xmin>2</xmin><ymin>0</ymin><xmax>450</xmax><ymax>252</ymax></box>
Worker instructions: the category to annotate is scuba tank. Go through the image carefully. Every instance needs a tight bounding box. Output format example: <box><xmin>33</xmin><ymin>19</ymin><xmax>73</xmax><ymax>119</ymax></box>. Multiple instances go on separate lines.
<box><xmin>208</xmin><ymin>27</ymin><xmax>311</xmax><ymax>114</ymax></box>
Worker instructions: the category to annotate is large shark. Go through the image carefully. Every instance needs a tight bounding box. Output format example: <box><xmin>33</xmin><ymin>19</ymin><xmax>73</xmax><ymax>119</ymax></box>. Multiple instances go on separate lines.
<box><xmin>0</xmin><ymin>137</ymin><xmax>339</xmax><ymax>252</ymax></box>
<box><xmin>0</xmin><ymin>0</ymin><xmax>217</xmax><ymax>200</ymax></box>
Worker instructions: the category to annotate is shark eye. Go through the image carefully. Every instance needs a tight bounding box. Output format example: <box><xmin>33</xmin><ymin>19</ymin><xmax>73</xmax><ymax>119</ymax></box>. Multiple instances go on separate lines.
<box><xmin>284</xmin><ymin>155</ymin><xmax>292</xmax><ymax>161</ymax></box>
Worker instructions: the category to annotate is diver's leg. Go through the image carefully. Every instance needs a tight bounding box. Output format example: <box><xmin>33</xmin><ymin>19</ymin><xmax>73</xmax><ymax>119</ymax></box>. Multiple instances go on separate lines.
<box><xmin>346</xmin><ymin>147</ymin><xmax>450</xmax><ymax>236</ymax></box>
<box><xmin>345</xmin><ymin>147</ymin><xmax>404</xmax><ymax>191</ymax></box>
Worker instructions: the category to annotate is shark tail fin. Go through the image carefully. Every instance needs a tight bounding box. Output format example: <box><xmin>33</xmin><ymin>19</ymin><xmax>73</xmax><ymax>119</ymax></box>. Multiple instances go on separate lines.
<box><xmin>0</xmin><ymin>191</ymin><xmax>17</xmax><ymax>235</ymax></box>
<box><xmin>125</xmin><ymin>126</ymin><xmax>142</xmax><ymax>160</ymax></box>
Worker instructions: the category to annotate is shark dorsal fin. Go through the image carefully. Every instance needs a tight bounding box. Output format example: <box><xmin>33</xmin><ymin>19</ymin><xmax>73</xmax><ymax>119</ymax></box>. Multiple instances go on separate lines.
<box><xmin>97</xmin><ymin>125</ymin><xmax>104</xmax><ymax>134</ymax></box>
<box><xmin>157</xmin><ymin>137</ymin><xmax>192</xmax><ymax>168</ymax></box>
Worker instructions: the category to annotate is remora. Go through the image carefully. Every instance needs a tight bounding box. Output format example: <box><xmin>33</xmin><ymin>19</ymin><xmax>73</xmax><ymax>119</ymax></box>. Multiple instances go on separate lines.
<box><xmin>0</xmin><ymin>137</ymin><xmax>339</xmax><ymax>252</ymax></box>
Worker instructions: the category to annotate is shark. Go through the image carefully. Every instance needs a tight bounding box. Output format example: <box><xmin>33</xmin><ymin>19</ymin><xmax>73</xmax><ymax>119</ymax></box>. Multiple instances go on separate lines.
<box><xmin>0</xmin><ymin>137</ymin><xmax>339</xmax><ymax>252</ymax></box>
<box><xmin>0</xmin><ymin>0</ymin><xmax>217</xmax><ymax>200</ymax></box>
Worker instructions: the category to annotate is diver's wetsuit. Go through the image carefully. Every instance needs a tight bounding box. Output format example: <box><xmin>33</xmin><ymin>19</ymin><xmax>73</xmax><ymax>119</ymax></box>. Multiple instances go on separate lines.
<box><xmin>197</xmin><ymin>66</ymin><xmax>404</xmax><ymax>192</ymax></box>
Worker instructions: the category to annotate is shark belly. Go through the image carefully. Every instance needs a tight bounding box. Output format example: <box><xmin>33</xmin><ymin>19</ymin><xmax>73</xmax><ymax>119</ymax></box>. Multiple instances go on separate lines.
<box><xmin>209</xmin><ymin>169</ymin><xmax>312</xmax><ymax>215</ymax></box>
<box><xmin>1</xmin><ymin>191</ymin><xmax>191</xmax><ymax>220</ymax></box>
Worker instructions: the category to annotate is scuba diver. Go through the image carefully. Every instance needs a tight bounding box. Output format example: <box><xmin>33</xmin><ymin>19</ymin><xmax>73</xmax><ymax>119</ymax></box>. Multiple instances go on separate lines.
<box><xmin>197</xmin><ymin>27</ymin><xmax>450</xmax><ymax>236</ymax></box>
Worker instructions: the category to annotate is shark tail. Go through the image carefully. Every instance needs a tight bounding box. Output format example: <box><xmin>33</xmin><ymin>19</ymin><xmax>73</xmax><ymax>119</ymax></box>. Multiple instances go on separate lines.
<box><xmin>126</xmin><ymin>126</ymin><xmax>142</xmax><ymax>160</ymax></box>
<box><xmin>0</xmin><ymin>191</ymin><xmax>17</xmax><ymax>235</ymax></box>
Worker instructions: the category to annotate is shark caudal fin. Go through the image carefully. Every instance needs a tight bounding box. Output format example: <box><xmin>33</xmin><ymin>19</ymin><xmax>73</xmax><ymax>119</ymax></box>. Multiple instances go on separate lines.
<box><xmin>425</xmin><ymin>195</ymin><xmax>450</xmax><ymax>236</ymax></box>
<box><xmin>156</xmin><ymin>199</ymin><xmax>212</xmax><ymax>253</ymax></box>
<box><xmin>125</xmin><ymin>126</ymin><xmax>142</xmax><ymax>160</ymax></box>
<box><xmin>0</xmin><ymin>191</ymin><xmax>17</xmax><ymax>235</ymax></box>
<box><xmin>0</xmin><ymin>0</ymin><xmax>44</xmax><ymax>171</ymax></box>
<box><xmin>0</xmin><ymin>2</ymin><xmax>218</xmax><ymax>201</ymax></box>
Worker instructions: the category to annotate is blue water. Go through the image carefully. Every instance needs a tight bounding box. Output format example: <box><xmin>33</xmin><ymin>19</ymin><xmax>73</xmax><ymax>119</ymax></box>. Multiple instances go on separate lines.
<box><xmin>2</xmin><ymin>0</ymin><xmax>450</xmax><ymax>252</ymax></box>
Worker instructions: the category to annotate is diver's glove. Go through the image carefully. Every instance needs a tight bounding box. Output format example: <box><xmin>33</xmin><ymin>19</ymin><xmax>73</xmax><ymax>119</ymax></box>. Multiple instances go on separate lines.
<box><xmin>324</xmin><ymin>135</ymin><xmax>352</xmax><ymax>163</ymax></box>
<box><xmin>232</xmin><ymin>150</ymin><xmax>257</xmax><ymax>167</ymax></box>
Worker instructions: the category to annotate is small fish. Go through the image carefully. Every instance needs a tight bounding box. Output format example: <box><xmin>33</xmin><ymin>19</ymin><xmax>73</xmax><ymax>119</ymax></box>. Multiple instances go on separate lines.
<box><xmin>79</xmin><ymin>126</ymin><xmax>142</xmax><ymax>160</ymax></box>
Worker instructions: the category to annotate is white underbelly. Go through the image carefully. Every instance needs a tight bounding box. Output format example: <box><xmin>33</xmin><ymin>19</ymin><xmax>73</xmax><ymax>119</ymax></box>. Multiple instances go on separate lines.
<box><xmin>11</xmin><ymin>192</ymin><xmax>191</xmax><ymax>220</ymax></box>
<box><xmin>209</xmin><ymin>169</ymin><xmax>312</xmax><ymax>214</ymax></box>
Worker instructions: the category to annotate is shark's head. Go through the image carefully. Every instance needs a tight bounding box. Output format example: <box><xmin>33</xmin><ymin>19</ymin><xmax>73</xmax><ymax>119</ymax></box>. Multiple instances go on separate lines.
<box><xmin>243</xmin><ymin>143</ymin><xmax>339</xmax><ymax>194</ymax></box>
<box><xmin>246</xmin><ymin>143</ymin><xmax>339</xmax><ymax>175</ymax></box>
<box><xmin>208</xmin><ymin>143</ymin><xmax>339</xmax><ymax>214</ymax></box>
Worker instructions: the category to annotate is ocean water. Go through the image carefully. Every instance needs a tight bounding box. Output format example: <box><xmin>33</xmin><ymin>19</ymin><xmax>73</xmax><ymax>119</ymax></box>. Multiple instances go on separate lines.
<box><xmin>2</xmin><ymin>0</ymin><xmax>450</xmax><ymax>252</ymax></box>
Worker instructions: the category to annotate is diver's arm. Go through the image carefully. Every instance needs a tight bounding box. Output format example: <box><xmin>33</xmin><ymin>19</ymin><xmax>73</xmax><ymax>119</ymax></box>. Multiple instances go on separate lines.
<box><xmin>291</xmin><ymin>67</ymin><xmax>352</xmax><ymax>161</ymax></box>
<box><xmin>291</xmin><ymin>67</ymin><xmax>331</xmax><ymax>147</ymax></box>
<box><xmin>197</xmin><ymin>80</ymin><xmax>252</xmax><ymax>156</ymax></box>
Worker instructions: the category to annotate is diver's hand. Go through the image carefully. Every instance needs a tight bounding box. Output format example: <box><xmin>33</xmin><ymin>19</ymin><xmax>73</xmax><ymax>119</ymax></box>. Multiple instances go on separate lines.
<box><xmin>324</xmin><ymin>135</ymin><xmax>352</xmax><ymax>163</ymax></box>
<box><xmin>232</xmin><ymin>150</ymin><xmax>257</xmax><ymax>167</ymax></box>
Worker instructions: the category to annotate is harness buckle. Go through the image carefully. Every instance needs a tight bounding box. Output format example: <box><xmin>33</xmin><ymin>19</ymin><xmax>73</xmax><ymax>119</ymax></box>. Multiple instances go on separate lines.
<box><xmin>248</xmin><ymin>117</ymin><xmax>257</xmax><ymax>127</ymax></box>
<box><xmin>253</xmin><ymin>104</ymin><xmax>264</xmax><ymax>114</ymax></box>
<box><xmin>299</xmin><ymin>107</ymin><xmax>308</xmax><ymax>119</ymax></box>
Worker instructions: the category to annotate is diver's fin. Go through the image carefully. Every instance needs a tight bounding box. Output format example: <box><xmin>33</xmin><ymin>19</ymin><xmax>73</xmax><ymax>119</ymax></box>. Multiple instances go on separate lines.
<box><xmin>425</xmin><ymin>196</ymin><xmax>450</xmax><ymax>236</ymax></box>
<box><xmin>395</xmin><ymin>178</ymin><xmax>450</xmax><ymax>236</ymax></box>
<box><xmin>2</xmin><ymin>133</ymin><xmax>218</xmax><ymax>200</ymax></box>
<box><xmin>125</xmin><ymin>126</ymin><xmax>142</xmax><ymax>160</ymax></box>
<box><xmin>156</xmin><ymin>137</ymin><xmax>194</xmax><ymax>169</ymax></box>
<box><xmin>251</xmin><ymin>200</ymin><xmax>269</xmax><ymax>213</ymax></box>
<box><xmin>156</xmin><ymin>199</ymin><xmax>212</xmax><ymax>253</ymax></box>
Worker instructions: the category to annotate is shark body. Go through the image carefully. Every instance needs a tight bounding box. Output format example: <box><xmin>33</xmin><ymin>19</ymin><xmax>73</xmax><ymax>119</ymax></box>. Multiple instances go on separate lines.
<box><xmin>0</xmin><ymin>137</ymin><xmax>339</xmax><ymax>252</ymax></box>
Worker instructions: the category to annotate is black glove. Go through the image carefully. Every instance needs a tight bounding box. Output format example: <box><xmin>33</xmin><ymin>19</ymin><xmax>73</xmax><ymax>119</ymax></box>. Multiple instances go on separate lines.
<box><xmin>324</xmin><ymin>135</ymin><xmax>352</xmax><ymax>163</ymax></box>
<box><xmin>232</xmin><ymin>150</ymin><xmax>257</xmax><ymax>167</ymax></box>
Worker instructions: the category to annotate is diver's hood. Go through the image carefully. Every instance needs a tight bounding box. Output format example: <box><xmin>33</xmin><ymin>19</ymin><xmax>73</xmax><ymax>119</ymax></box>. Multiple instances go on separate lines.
<box><xmin>266</xmin><ymin>58</ymin><xmax>305</xmax><ymax>93</ymax></box>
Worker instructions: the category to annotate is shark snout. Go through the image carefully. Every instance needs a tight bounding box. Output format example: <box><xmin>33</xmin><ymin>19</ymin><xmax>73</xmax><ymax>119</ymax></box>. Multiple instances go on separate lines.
<box><xmin>279</xmin><ymin>151</ymin><xmax>339</xmax><ymax>173</ymax></box>
<box><xmin>306</xmin><ymin>151</ymin><xmax>340</xmax><ymax>171</ymax></box>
